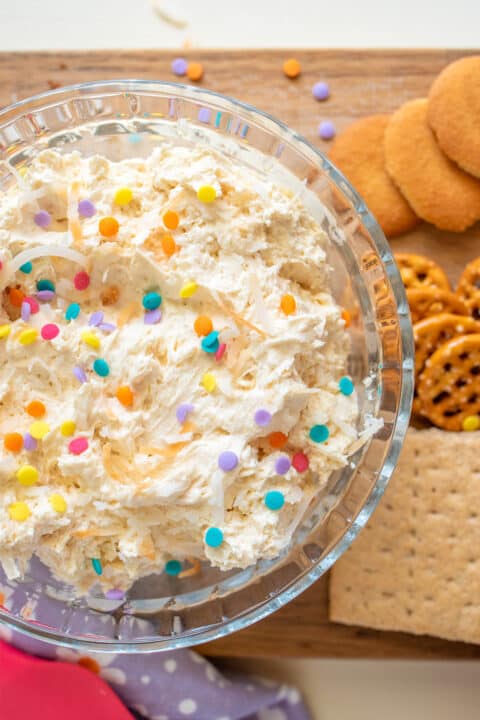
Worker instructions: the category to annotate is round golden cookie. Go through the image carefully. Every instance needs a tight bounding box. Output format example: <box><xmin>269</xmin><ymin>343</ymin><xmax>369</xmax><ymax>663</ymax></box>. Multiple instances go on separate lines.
<box><xmin>417</xmin><ymin>333</ymin><xmax>480</xmax><ymax>430</ymax></box>
<box><xmin>414</xmin><ymin>313</ymin><xmax>480</xmax><ymax>380</ymax></box>
<box><xmin>407</xmin><ymin>288</ymin><xmax>469</xmax><ymax>324</ymax></box>
<box><xmin>384</xmin><ymin>98</ymin><xmax>480</xmax><ymax>232</ymax></box>
<box><xmin>329</xmin><ymin>115</ymin><xmax>419</xmax><ymax>238</ymax></box>
<box><xmin>395</xmin><ymin>252</ymin><xmax>450</xmax><ymax>291</ymax></box>
<box><xmin>428</xmin><ymin>56</ymin><xmax>480</xmax><ymax>178</ymax></box>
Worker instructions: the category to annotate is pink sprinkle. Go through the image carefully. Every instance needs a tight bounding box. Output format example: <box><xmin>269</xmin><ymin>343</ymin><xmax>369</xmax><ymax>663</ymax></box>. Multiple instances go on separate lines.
<box><xmin>41</xmin><ymin>323</ymin><xmax>60</xmax><ymax>340</ymax></box>
<box><xmin>74</xmin><ymin>271</ymin><xmax>90</xmax><ymax>291</ymax></box>
<box><xmin>0</xmin><ymin>260</ymin><xmax>3</xmax><ymax>270</ymax></box>
<box><xmin>68</xmin><ymin>437</ymin><xmax>89</xmax><ymax>455</ymax></box>
<box><xmin>24</xmin><ymin>296</ymin><xmax>39</xmax><ymax>314</ymax></box>
<box><xmin>292</xmin><ymin>452</ymin><xmax>309</xmax><ymax>473</ymax></box>
<box><xmin>215</xmin><ymin>343</ymin><xmax>227</xmax><ymax>362</ymax></box>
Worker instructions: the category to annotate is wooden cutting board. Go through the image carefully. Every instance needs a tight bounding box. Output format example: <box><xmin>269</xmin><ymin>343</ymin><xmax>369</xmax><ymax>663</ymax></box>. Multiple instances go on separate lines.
<box><xmin>0</xmin><ymin>48</ymin><xmax>479</xmax><ymax>658</ymax></box>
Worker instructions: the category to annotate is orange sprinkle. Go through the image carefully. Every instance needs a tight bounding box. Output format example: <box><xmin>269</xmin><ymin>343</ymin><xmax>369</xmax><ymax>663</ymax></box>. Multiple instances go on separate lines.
<box><xmin>9</xmin><ymin>287</ymin><xmax>24</xmax><ymax>307</ymax></box>
<box><xmin>161</xmin><ymin>234</ymin><xmax>178</xmax><ymax>257</ymax></box>
<box><xmin>341</xmin><ymin>309</ymin><xmax>351</xmax><ymax>328</ymax></box>
<box><xmin>4</xmin><ymin>432</ymin><xmax>24</xmax><ymax>453</ymax></box>
<box><xmin>116</xmin><ymin>385</ymin><xmax>134</xmax><ymax>407</ymax></box>
<box><xmin>280</xmin><ymin>294</ymin><xmax>296</xmax><ymax>315</ymax></box>
<box><xmin>283</xmin><ymin>58</ymin><xmax>301</xmax><ymax>78</ymax></box>
<box><xmin>163</xmin><ymin>210</ymin><xmax>179</xmax><ymax>230</ymax></box>
<box><xmin>268</xmin><ymin>431</ymin><xmax>288</xmax><ymax>449</ymax></box>
<box><xmin>187</xmin><ymin>62</ymin><xmax>204</xmax><ymax>81</ymax></box>
<box><xmin>77</xmin><ymin>657</ymin><xmax>101</xmax><ymax>675</ymax></box>
<box><xmin>99</xmin><ymin>216</ymin><xmax>119</xmax><ymax>237</ymax></box>
<box><xmin>26</xmin><ymin>400</ymin><xmax>46</xmax><ymax>418</ymax></box>
<box><xmin>194</xmin><ymin>315</ymin><xmax>213</xmax><ymax>336</ymax></box>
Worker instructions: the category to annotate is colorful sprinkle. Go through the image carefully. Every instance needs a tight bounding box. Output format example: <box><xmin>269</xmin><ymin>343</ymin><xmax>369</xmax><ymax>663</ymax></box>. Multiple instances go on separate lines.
<box><xmin>41</xmin><ymin>323</ymin><xmax>60</xmax><ymax>341</ymax></box>
<box><xmin>339</xmin><ymin>376</ymin><xmax>354</xmax><ymax>396</ymax></box>
<box><xmin>283</xmin><ymin>58</ymin><xmax>301</xmax><ymax>78</ymax></box>
<box><xmin>37</xmin><ymin>290</ymin><xmax>55</xmax><ymax>302</ymax></box>
<box><xmin>105</xmin><ymin>588</ymin><xmax>125</xmax><ymax>600</ymax></box>
<box><xmin>16</xmin><ymin>464</ymin><xmax>39</xmax><ymax>486</ymax></box>
<box><xmin>26</xmin><ymin>400</ymin><xmax>46</xmax><ymax>418</ymax></box>
<box><xmin>49</xmin><ymin>494</ymin><xmax>67</xmax><ymax>513</ymax></box>
<box><xmin>88</xmin><ymin>311</ymin><xmax>104</xmax><ymax>327</ymax></box>
<box><xmin>171</xmin><ymin>57</ymin><xmax>188</xmax><ymax>76</ymax></box>
<box><xmin>197</xmin><ymin>186</ymin><xmax>216</xmax><ymax>204</ymax></box>
<box><xmin>4</xmin><ymin>433</ymin><xmax>23</xmax><ymax>453</ymax></box>
<box><xmin>21</xmin><ymin>301</ymin><xmax>31</xmax><ymax>322</ymax></box>
<box><xmin>73</xmin><ymin>366</ymin><xmax>88</xmax><ymax>384</ymax></box>
<box><xmin>194</xmin><ymin>315</ymin><xmax>213</xmax><ymax>336</ymax></box>
<box><xmin>341</xmin><ymin>309</ymin><xmax>351</xmax><ymax>328</ymax></box>
<box><xmin>268</xmin><ymin>431</ymin><xmax>288</xmax><ymax>449</ymax></box>
<box><xmin>144</xmin><ymin>308</ymin><xmax>162</xmax><ymax>325</ymax></box>
<box><xmin>218</xmin><ymin>451</ymin><xmax>239</xmax><ymax>472</ymax></box>
<box><xmin>29</xmin><ymin>421</ymin><xmax>50</xmax><ymax>440</ymax></box>
<box><xmin>163</xmin><ymin>210</ymin><xmax>179</xmax><ymax>230</ymax></box>
<box><xmin>309</xmin><ymin>424</ymin><xmax>329</xmax><ymax>443</ymax></box>
<box><xmin>215</xmin><ymin>343</ymin><xmax>227</xmax><ymax>362</ymax></box>
<box><xmin>176</xmin><ymin>403</ymin><xmax>194</xmax><ymax>424</ymax></box>
<box><xmin>92</xmin><ymin>558</ymin><xmax>103</xmax><ymax>576</ymax></box>
<box><xmin>114</xmin><ymin>187</ymin><xmax>133</xmax><ymax>206</ymax></box>
<box><xmin>34</xmin><ymin>210</ymin><xmax>51</xmax><ymax>228</ymax></box>
<box><xmin>78</xmin><ymin>199</ymin><xmax>96</xmax><ymax>218</ymax></box>
<box><xmin>280</xmin><ymin>294</ymin><xmax>296</xmax><ymax>315</ymax></box>
<box><xmin>81</xmin><ymin>330</ymin><xmax>100</xmax><ymax>350</ymax></box>
<box><xmin>23</xmin><ymin>433</ymin><xmax>38</xmax><ymax>451</ymax></box>
<box><xmin>143</xmin><ymin>291</ymin><xmax>162</xmax><ymax>310</ymax></box>
<box><xmin>19</xmin><ymin>328</ymin><xmax>39</xmax><ymax>345</ymax></box>
<box><xmin>99</xmin><ymin>322</ymin><xmax>116</xmax><ymax>333</ymax></box>
<box><xmin>161</xmin><ymin>234</ymin><xmax>178</xmax><ymax>257</ymax></box>
<box><xmin>60</xmin><ymin>420</ymin><xmax>76</xmax><ymax>437</ymax></box>
<box><xmin>116</xmin><ymin>385</ymin><xmax>134</xmax><ymax>407</ymax></box>
<box><xmin>180</xmin><ymin>281</ymin><xmax>198</xmax><ymax>298</ymax></box>
<box><xmin>19</xmin><ymin>261</ymin><xmax>32</xmax><ymax>274</ymax></box>
<box><xmin>265</xmin><ymin>490</ymin><xmax>285</xmax><ymax>511</ymax></box>
<box><xmin>74</xmin><ymin>271</ymin><xmax>90</xmax><ymax>291</ymax></box>
<box><xmin>198</xmin><ymin>107</ymin><xmax>211</xmax><ymax>124</ymax></box>
<box><xmin>254</xmin><ymin>409</ymin><xmax>272</xmax><ymax>427</ymax></box>
<box><xmin>312</xmin><ymin>81</ymin><xmax>330</xmax><ymax>101</ymax></box>
<box><xmin>275</xmin><ymin>455</ymin><xmax>291</xmax><ymax>475</ymax></box>
<box><xmin>9</xmin><ymin>287</ymin><xmax>25</xmax><ymax>307</ymax></box>
<box><xmin>463</xmin><ymin>415</ymin><xmax>479</xmax><ymax>431</ymax></box>
<box><xmin>201</xmin><ymin>331</ymin><xmax>220</xmax><ymax>353</ymax></box>
<box><xmin>201</xmin><ymin>372</ymin><xmax>216</xmax><ymax>392</ymax></box>
<box><xmin>292</xmin><ymin>452</ymin><xmax>309</xmax><ymax>473</ymax></box>
<box><xmin>8</xmin><ymin>501</ymin><xmax>31</xmax><ymax>522</ymax></box>
<box><xmin>99</xmin><ymin>216</ymin><xmax>119</xmax><ymax>237</ymax></box>
<box><xmin>165</xmin><ymin>559</ymin><xmax>182</xmax><ymax>576</ymax></box>
<box><xmin>318</xmin><ymin>120</ymin><xmax>336</xmax><ymax>140</ymax></box>
<box><xmin>69</xmin><ymin>437</ymin><xmax>89</xmax><ymax>455</ymax></box>
<box><xmin>93</xmin><ymin>358</ymin><xmax>110</xmax><ymax>377</ymax></box>
<box><xmin>24</xmin><ymin>296</ymin><xmax>39</xmax><ymax>314</ymax></box>
<box><xmin>36</xmin><ymin>279</ymin><xmax>55</xmax><ymax>292</ymax></box>
<box><xmin>186</xmin><ymin>61</ymin><xmax>204</xmax><ymax>81</ymax></box>
<box><xmin>0</xmin><ymin>324</ymin><xmax>11</xmax><ymax>340</ymax></box>
<box><xmin>205</xmin><ymin>527</ymin><xmax>223</xmax><ymax>548</ymax></box>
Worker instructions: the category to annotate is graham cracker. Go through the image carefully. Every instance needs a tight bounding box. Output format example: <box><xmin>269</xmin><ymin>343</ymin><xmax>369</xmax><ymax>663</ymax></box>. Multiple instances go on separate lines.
<box><xmin>329</xmin><ymin>427</ymin><xmax>480</xmax><ymax>644</ymax></box>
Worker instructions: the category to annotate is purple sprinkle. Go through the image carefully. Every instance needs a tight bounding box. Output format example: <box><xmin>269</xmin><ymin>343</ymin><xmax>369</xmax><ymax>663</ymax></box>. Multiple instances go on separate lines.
<box><xmin>36</xmin><ymin>290</ymin><xmax>55</xmax><ymax>302</ymax></box>
<box><xmin>318</xmin><ymin>120</ymin><xmax>336</xmax><ymax>141</ymax></box>
<box><xmin>78</xmin><ymin>199</ymin><xmax>96</xmax><ymax>218</ymax></box>
<box><xmin>34</xmin><ymin>210</ymin><xmax>51</xmax><ymax>228</ymax></box>
<box><xmin>254</xmin><ymin>409</ymin><xmax>272</xmax><ymax>427</ymax></box>
<box><xmin>73</xmin><ymin>366</ymin><xmax>88</xmax><ymax>384</ymax></box>
<box><xmin>218</xmin><ymin>450</ymin><xmax>239</xmax><ymax>472</ymax></box>
<box><xmin>275</xmin><ymin>455</ymin><xmax>291</xmax><ymax>475</ymax></box>
<box><xmin>176</xmin><ymin>403</ymin><xmax>194</xmax><ymax>424</ymax></box>
<box><xmin>98</xmin><ymin>322</ymin><xmax>116</xmax><ymax>333</ymax></box>
<box><xmin>198</xmin><ymin>107</ymin><xmax>211</xmax><ymax>124</ymax></box>
<box><xmin>105</xmin><ymin>588</ymin><xmax>125</xmax><ymax>601</ymax></box>
<box><xmin>171</xmin><ymin>57</ymin><xmax>188</xmax><ymax>76</ymax></box>
<box><xmin>21</xmin><ymin>301</ymin><xmax>31</xmax><ymax>322</ymax></box>
<box><xmin>312</xmin><ymin>81</ymin><xmax>330</xmax><ymax>101</ymax></box>
<box><xmin>88</xmin><ymin>311</ymin><xmax>104</xmax><ymax>327</ymax></box>
<box><xmin>23</xmin><ymin>433</ymin><xmax>38</xmax><ymax>451</ymax></box>
<box><xmin>144</xmin><ymin>308</ymin><xmax>162</xmax><ymax>325</ymax></box>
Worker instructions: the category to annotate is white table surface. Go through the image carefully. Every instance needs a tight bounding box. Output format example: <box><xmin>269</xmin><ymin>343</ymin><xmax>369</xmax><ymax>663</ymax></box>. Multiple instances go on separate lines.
<box><xmin>1</xmin><ymin>2</ymin><xmax>480</xmax><ymax>718</ymax></box>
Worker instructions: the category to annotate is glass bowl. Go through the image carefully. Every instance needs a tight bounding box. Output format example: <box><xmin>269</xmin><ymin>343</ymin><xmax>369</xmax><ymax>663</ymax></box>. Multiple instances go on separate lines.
<box><xmin>0</xmin><ymin>81</ymin><xmax>413</xmax><ymax>652</ymax></box>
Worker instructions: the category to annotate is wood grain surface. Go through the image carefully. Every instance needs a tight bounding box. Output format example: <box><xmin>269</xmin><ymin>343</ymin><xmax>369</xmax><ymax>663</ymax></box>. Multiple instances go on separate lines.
<box><xmin>0</xmin><ymin>49</ymin><xmax>479</xmax><ymax>658</ymax></box>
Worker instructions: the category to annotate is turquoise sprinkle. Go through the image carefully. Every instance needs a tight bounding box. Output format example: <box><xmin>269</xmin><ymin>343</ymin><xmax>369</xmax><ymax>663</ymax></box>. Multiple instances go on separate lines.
<box><xmin>142</xmin><ymin>292</ymin><xmax>162</xmax><ymax>311</ymax></box>
<box><xmin>36</xmin><ymin>278</ymin><xmax>55</xmax><ymax>292</ymax></box>
<box><xmin>128</xmin><ymin>133</ymin><xmax>142</xmax><ymax>144</ymax></box>
<box><xmin>205</xmin><ymin>527</ymin><xmax>224</xmax><ymax>548</ymax></box>
<box><xmin>201</xmin><ymin>331</ymin><xmax>220</xmax><ymax>353</ymax></box>
<box><xmin>19</xmin><ymin>261</ymin><xmax>33</xmax><ymax>274</ymax></box>
<box><xmin>93</xmin><ymin>358</ymin><xmax>110</xmax><ymax>377</ymax></box>
<box><xmin>65</xmin><ymin>302</ymin><xmax>80</xmax><ymax>321</ymax></box>
<box><xmin>92</xmin><ymin>558</ymin><xmax>103</xmax><ymax>576</ymax></box>
<box><xmin>339</xmin><ymin>376</ymin><xmax>355</xmax><ymax>396</ymax></box>
<box><xmin>309</xmin><ymin>424</ymin><xmax>329</xmax><ymax>443</ymax></box>
<box><xmin>165</xmin><ymin>559</ymin><xmax>182</xmax><ymax>576</ymax></box>
<box><xmin>265</xmin><ymin>490</ymin><xmax>285</xmax><ymax>511</ymax></box>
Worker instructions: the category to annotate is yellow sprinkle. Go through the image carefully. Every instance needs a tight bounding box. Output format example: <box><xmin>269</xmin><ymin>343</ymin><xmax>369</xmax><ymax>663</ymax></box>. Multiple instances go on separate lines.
<box><xmin>18</xmin><ymin>166</ymin><xmax>28</xmax><ymax>178</ymax></box>
<box><xmin>60</xmin><ymin>420</ymin><xmax>76</xmax><ymax>437</ymax></box>
<box><xmin>201</xmin><ymin>372</ymin><xmax>216</xmax><ymax>393</ymax></box>
<box><xmin>114</xmin><ymin>187</ymin><xmax>133</xmax><ymax>206</ymax></box>
<box><xmin>180</xmin><ymin>281</ymin><xmax>198</xmax><ymax>299</ymax></box>
<box><xmin>0</xmin><ymin>324</ymin><xmax>11</xmax><ymax>339</ymax></box>
<box><xmin>197</xmin><ymin>185</ymin><xmax>217</xmax><ymax>203</ymax></box>
<box><xmin>81</xmin><ymin>330</ymin><xmax>100</xmax><ymax>350</ymax></box>
<box><xmin>19</xmin><ymin>328</ymin><xmax>39</xmax><ymax>345</ymax></box>
<box><xmin>29</xmin><ymin>421</ymin><xmax>50</xmax><ymax>440</ymax></box>
<box><xmin>462</xmin><ymin>415</ymin><xmax>479</xmax><ymax>432</ymax></box>
<box><xmin>16</xmin><ymin>464</ymin><xmax>39</xmax><ymax>486</ymax></box>
<box><xmin>8</xmin><ymin>501</ymin><xmax>31</xmax><ymax>522</ymax></box>
<box><xmin>49</xmin><ymin>493</ymin><xmax>67</xmax><ymax>513</ymax></box>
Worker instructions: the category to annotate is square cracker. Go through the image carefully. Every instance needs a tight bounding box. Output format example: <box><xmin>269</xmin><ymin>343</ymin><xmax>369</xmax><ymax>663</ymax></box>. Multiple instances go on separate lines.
<box><xmin>329</xmin><ymin>427</ymin><xmax>480</xmax><ymax>644</ymax></box>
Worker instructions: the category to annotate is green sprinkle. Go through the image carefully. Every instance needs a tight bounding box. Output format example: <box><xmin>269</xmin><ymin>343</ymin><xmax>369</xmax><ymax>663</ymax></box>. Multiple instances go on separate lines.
<box><xmin>309</xmin><ymin>424</ymin><xmax>329</xmax><ymax>443</ymax></box>
<box><xmin>205</xmin><ymin>527</ymin><xmax>223</xmax><ymax>548</ymax></box>
<box><xmin>92</xmin><ymin>558</ymin><xmax>103</xmax><ymax>575</ymax></box>
<box><xmin>36</xmin><ymin>279</ymin><xmax>55</xmax><ymax>292</ymax></box>
<box><xmin>20</xmin><ymin>261</ymin><xmax>33</xmax><ymax>274</ymax></box>
<box><xmin>165</xmin><ymin>559</ymin><xmax>182</xmax><ymax>576</ymax></box>
<box><xmin>142</xmin><ymin>292</ymin><xmax>162</xmax><ymax>311</ymax></box>
<box><xmin>339</xmin><ymin>376</ymin><xmax>354</xmax><ymax>396</ymax></box>
<box><xmin>264</xmin><ymin>490</ymin><xmax>285</xmax><ymax>511</ymax></box>
<box><xmin>65</xmin><ymin>303</ymin><xmax>80</xmax><ymax>321</ymax></box>
<box><xmin>93</xmin><ymin>358</ymin><xmax>110</xmax><ymax>377</ymax></box>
